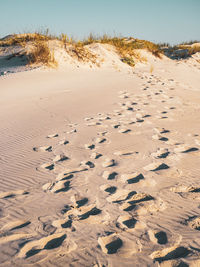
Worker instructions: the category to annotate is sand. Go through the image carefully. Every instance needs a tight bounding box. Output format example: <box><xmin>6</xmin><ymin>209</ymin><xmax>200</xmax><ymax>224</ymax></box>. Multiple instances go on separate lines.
<box><xmin>0</xmin><ymin>48</ymin><xmax>200</xmax><ymax>267</ymax></box>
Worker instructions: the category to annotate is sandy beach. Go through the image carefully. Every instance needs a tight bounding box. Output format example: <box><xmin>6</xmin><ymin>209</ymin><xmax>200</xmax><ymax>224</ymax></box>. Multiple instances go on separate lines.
<box><xmin>0</xmin><ymin>42</ymin><xmax>200</xmax><ymax>267</ymax></box>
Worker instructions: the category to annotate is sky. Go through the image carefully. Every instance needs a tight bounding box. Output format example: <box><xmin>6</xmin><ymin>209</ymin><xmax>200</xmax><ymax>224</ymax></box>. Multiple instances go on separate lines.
<box><xmin>0</xmin><ymin>0</ymin><xmax>199</xmax><ymax>44</ymax></box>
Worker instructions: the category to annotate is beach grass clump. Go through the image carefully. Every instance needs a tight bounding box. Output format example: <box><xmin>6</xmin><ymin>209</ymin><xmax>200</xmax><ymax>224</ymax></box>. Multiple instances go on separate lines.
<box><xmin>67</xmin><ymin>41</ymin><xmax>97</xmax><ymax>64</ymax></box>
<box><xmin>121</xmin><ymin>56</ymin><xmax>135</xmax><ymax>67</ymax></box>
<box><xmin>28</xmin><ymin>40</ymin><xmax>57</xmax><ymax>67</ymax></box>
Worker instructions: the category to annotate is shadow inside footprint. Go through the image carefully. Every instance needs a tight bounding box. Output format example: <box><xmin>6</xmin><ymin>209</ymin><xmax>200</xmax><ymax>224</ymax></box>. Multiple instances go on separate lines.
<box><xmin>61</xmin><ymin>205</ymin><xmax>72</xmax><ymax>214</ymax></box>
<box><xmin>108</xmin><ymin>172</ymin><xmax>118</xmax><ymax>180</ymax></box>
<box><xmin>123</xmin><ymin>218</ymin><xmax>137</xmax><ymax>229</ymax></box>
<box><xmin>76</xmin><ymin>198</ymin><xmax>88</xmax><ymax>207</ymax></box>
<box><xmin>154</xmin><ymin>246</ymin><xmax>191</xmax><ymax>263</ymax></box>
<box><xmin>11</xmin><ymin>221</ymin><xmax>31</xmax><ymax>231</ymax></box>
<box><xmin>128</xmin><ymin>195</ymin><xmax>154</xmax><ymax>205</ymax></box>
<box><xmin>127</xmin><ymin>174</ymin><xmax>144</xmax><ymax>184</ymax></box>
<box><xmin>105</xmin><ymin>186</ymin><xmax>117</xmax><ymax>194</ymax></box>
<box><xmin>158</xmin><ymin>152</ymin><xmax>170</xmax><ymax>159</ymax></box>
<box><xmin>26</xmin><ymin>249</ymin><xmax>41</xmax><ymax>258</ymax></box>
<box><xmin>55</xmin><ymin>181</ymin><xmax>71</xmax><ymax>193</ymax></box>
<box><xmin>123</xmin><ymin>204</ymin><xmax>137</xmax><ymax>211</ymax></box>
<box><xmin>155</xmin><ymin>231</ymin><xmax>168</xmax><ymax>244</ymax></box>
<box><xmin>152</xmin><ymin>163</ymin><xmax>169</xmax><ymax>171</ymax></box>
<box><xmin>106</xmin><ymin>238</ymin><xmax>123</xmax><ymax>254</ymax></box>
<box><xmin>160</xmin><ymin>129</ymin><xmax>170</xmax><ymax>134</ymax></box>
<box><xmin>79</xmin><ymin>207</ymin><xmax>101</xmax><ymax>220</ymax></box>
<box><xmin>182</xmin><ymin>147</ymin><xmax>199</xmax><ymax>153</ymax></box>
<box><xmin>44</xmin><ymin>234</ymin><xmax>66</xmax><ymax>250</ymax></box>
<box><xmin>159</xmin><ymin>137</ymin><xmax>168</xmax><ymax>142</ymax></box>
<box><xmin>61</xmin><ymin>220</ymin><xmax>72</xmax><ymax>228</ymax></box>
<box><xmin>45</xmin><ymin>164</ymin><xmax>54</xmax><ymax>171</ymax></box>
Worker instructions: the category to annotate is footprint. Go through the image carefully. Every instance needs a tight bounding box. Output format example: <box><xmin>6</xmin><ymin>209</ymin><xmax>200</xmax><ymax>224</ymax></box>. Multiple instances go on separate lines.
<box><xmin>55</xmin><ymin>167</ymin><xmax>87</xmax><ymax>180</ymax></box>
<box><xmin>121</xmin><ymin>173</ymin><xmax>144</xmax><ymax>184</ymax></box>
<box><xmin>81</xmin><ymin>160</ymin><xmax>95</xmax><ymax>168</ymax></box>
<box><xmin>102</xmin><ymin>158</ymin><xmax>116</xmax><ymax>168</ymax></box>
<box><xmin>52</xmin><ymin>218</ymin><xmax>73</xmax><ymax>229</ymax></box>
<box><xmin>174</xmin><ymin>146</ymin><xmax>199</xmax><ymax>153</ymax></box>
<box><xmin>148</xmin><ymin>230</ymin><xmax>168</xmax><ymax>244</ymax></box>
<box><xmin>33</xmin><ymin>146</ymin><xmax>52</xmax><ymax>152</ymax></box>
<box><xmin>127</xmin><ymin>193</ymin><xmax>154</xmax><ymax>205</ymax></box>
<box><xmin>86</xmin><ymin>122</ymin><xmax>101</xmax><ymax>126</ymax></box>
<box><xmin>0</xmin><ymin>190</ymin><xmax>29</xmax><ymax>199</ymax></box>
<box><xmin>47</xmin><ymin>134</ymin><xmax>59</xmax><ymax>138</ymax></box>
<box><xmin>95</xmin><ymin>137</ymin><xmax>106</xmax><ymax>144</ymax></box>
<box><xmin>114</xmin><ymin>150</ymin><xmax>134</xmax><ymax>156</ymax></box>
<box><xmin>70</xmin><ymin>194</ymin><xmax>88</xmax><ymax>208</ymax></box>
<box><xmin>144</xmin><ymin>162</ymin><xmax>170</xmax><ymax>172</ymax></box>
<box><xmin>70</xmin><ymin>204</ymin><xmax>102</xmax><ymax>222</ymax></box>
<box><xmin>182</xmin><ymin>147</ymin><xmax>199</xmax><ymax>153</ymax></box>
<box><xmin>43</xmin><ymin>180</ymin><xmax>71</xmax><ymax>193</ymax></box>
<box><xmin>150</xmin><ymin>245</ymin><xmax>191</xmax><ymax>263</ymax></box>
<box><xmin>90</xmin><ymin>152</ymin><xmax>102</xmax><ymax>159</ymax></box>
<box><xmin>112</xmin><ymin>123</ymin><xmax>121</xmax><ymax>129</ymax></box>
<box><xmin>151</xmin><ymin>148</ymin><xmax>170</xmax><ymax>159</ymax></box>
<box><xmin>106</xmin><ymin>189</ymin><xmax>131</xmax><ymax>203</ymax></box>
<box><xmin>116</xmin><ymin>215</ymin><xmax>137</xmax><ymax>231</ymax></box>
<box><xmin>152</xmin><ymin>134</ymin><xmax>168</xmax><ymax>142</ymax></box>
<box><xmin>101</xmin><ymin>185</ymin><xmax>117</xmax><ymax>194</ymax></box>
<box><xmin>102</xmin><ymin>171</ymin><xmax>118</xmax><ymax>180</ymax></box>
<box><xmin>85</xmin><ymin>143</ymin><xmax>95</xmax><ymax>150</ymax></box>
<box><xmin>59</xmin><ymin>140</ymin><xmax>69</xmax><ymax>145</ymax></box>
<box><xmin>170</xmin><ymin>185</ymin><xmax>200</xmax><ymax>193</ymax></box>
<box><xmin>118</xmin><ymin>128</ymin><xmax>131</xmax><ymax>134</ymax></box>
<box><xmin>53</xmin><ymin>153</ymin><xmax>69</xmax><ymax>163</ymax></box>
<box><xmin>40</xmin><ymin>162</ymin><xmax>54</xmax><ymax>171</ymax></box>
<box><xmin>18</xmin><ymin>233</ymin><xmax>67</xmax><ymax>258</ymax></box>
<box><xmin>98</xmin><ymin>233</ymin><xmax>123</xmax><ymax>254</ymax></box>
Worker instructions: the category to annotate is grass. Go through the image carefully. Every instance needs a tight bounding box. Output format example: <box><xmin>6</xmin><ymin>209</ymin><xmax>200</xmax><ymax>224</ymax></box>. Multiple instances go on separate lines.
<box><xmin>28</xmin><ymin>40</ymin><xmax>57</xmax><ymax>67</ymax></box>
<box><xmin>1</xmin><ymin>31</ymin><xmax>199</xmax><ymax>67</ymax></box>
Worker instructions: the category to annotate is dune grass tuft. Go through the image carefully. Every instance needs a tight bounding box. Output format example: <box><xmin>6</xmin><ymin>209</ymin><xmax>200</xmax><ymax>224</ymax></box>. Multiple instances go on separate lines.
<box><xmin>28</xmin><ymin>40</ymin><xmax>57</xmax><ymax>67</ymax></box>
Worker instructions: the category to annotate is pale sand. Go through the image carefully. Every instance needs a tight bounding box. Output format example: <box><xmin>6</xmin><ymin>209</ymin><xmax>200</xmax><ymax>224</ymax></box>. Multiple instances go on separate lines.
<box><xmin>0</xmin><ymin>50</ymin><xmax>200</xmax><ymax>267</ymax></box>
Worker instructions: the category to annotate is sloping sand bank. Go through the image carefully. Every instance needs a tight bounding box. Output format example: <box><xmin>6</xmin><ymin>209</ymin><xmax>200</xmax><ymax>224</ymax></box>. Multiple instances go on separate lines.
<box><xmin>0</xmin><ymin>57</ymin><xmax>200</xmax><ymax>266</ymax></box>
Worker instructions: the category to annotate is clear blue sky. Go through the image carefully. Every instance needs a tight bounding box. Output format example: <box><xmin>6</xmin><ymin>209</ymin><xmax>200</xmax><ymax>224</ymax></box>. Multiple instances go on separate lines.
<box><xmin>0</xmin><ymin>0</ymin><xmax>199</xmax><ymax>44</ymax></box>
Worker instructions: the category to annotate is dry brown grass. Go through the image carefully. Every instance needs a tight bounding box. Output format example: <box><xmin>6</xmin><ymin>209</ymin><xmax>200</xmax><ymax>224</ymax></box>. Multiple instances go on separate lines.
<box><xmin>0</xmin><ymin>32</ymin><xmax>163</xmax><ymax>67</ymax></box>
<box><xmin>28</xmin><ymin>40</ymin><xmax>57</xmax><ymax>67</ymax></box>
<box><xmin>82</xmin><ymin>34</ymin><xmax>160</xmax><ymax>66</ymax></box>
<box><xmin>67</xmin><ymin>42</ymin><xmax>97</xmax><ymax>64</ymax></box>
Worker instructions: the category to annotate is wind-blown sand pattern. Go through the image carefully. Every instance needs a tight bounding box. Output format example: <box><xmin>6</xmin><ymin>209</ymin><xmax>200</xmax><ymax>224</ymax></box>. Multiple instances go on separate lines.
<box><xmin>0</xmin><ymin>45</ymin><xmax>200</xmax><ymax>267</ymax></box>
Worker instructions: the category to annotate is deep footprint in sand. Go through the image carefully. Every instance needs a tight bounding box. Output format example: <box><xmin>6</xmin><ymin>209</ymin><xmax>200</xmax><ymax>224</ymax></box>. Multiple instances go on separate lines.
<box><xmin>121</xmin><ymin>173</ymin><xmax>144</xmax><ymax>184</ymax></box>
<box><xmin>102</xmin><ymin>158</ymin><xmax>116</xmax><ymax>168</ymax></box>
<box><xmin>98</xmin><ymin>233</ymin><xmax>123</xmax><ymax>254</ymax></box>
<box><xmin>102</xmin><ymin>170</ymin><xmax>118</xmax><ymax>180</ymax></box>
<box><xmin>18</xmin><ymin>233</ymin><xmax>68</xmax><ymax>258</ymax></box>
<box><xmin>116</xmin><ymin>215</ymin><xmax>137</xmax><ymax>231</ymax></box>
<box><xmin>33</xmin><ymin>146</ymin><xmax>52</xmax><ymax>152</ymax></box>
<box><xmin>85</xmin><ymin>143</ymin><xmax>95</xmax><ymax>150</ymax></box>
<box><xmin>151</xmin><ymin>148</ymin><xmax>170</xmax><ymax>159</ymax></box>
<box><xmin>144</xmin><ymin>162</ymin><xmax>170</xmax><ymax>172</ymax></box>
<box><xmin>148</xmin><ymin>230</ymin><xmax>168</xmax><ymax>244</ymax></box>
<box><xmin>43</xmin><ymin>180</ymin><xmax>71</xmax><ymax>193</ymax></box>
<box><xmin>46</xmin><ymin>133</ymin><xmax>59</xmax><ymax>138</ymax></box>
<box><xmin>150</xmin><ymin>245</ymin><xmax>191</xmax><ymax>263</ymax></box>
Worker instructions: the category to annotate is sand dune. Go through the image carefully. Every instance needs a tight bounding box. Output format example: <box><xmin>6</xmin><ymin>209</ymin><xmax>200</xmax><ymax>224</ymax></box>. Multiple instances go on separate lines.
<box><xmin>0</xmin><ymin>42</ymin><xmax>200</xmax><ymax>266</ymax></box>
